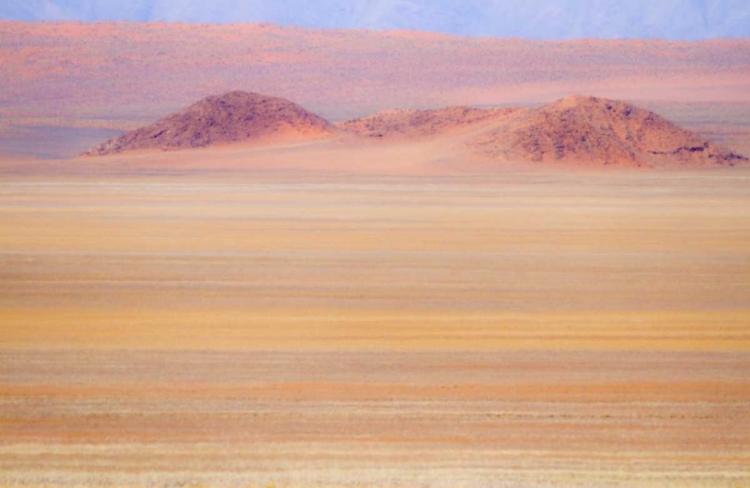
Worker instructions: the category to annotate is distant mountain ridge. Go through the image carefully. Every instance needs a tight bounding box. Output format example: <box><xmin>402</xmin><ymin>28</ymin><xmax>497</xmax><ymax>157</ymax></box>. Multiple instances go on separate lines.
<box><xmin>3</xmin><ymin>0</ymin><xmax>749</xmax><ymax>40</ymax></box>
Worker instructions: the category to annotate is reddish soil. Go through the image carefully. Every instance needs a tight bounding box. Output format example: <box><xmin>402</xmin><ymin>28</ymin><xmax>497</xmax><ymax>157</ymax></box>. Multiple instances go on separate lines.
<box><xmin>84</xmin><ymin>91</ymin><xmax>334</xmax><ymax>155</ymax></box>
<box><xmin>470</xmin><ymin>95</ymin><xmax>748</xmax><ymax>168</ymax></box>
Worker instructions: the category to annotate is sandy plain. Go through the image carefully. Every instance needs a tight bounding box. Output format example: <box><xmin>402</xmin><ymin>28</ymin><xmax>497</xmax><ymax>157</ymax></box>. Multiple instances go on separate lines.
<box><xmin>1</xmin><ymin>139</ymin><xmax>750</xmax><ymax>487</ymax></box>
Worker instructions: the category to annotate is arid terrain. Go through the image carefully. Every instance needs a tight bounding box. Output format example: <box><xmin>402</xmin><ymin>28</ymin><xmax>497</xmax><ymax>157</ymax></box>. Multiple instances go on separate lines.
<box><xmin>2</xmin><ymin>22</ymin><xmax>750</xmax><ymax>159</ymax></box>
<box><xmin>2</xmin><ymin>164</ymin><xmax>749</xmax><ymax>488</ymax></box>
<box><xmin>76</xmin><ymin>91</ymin><xmax>749</xmax><ymax>170</ymax></box>
<box><xmin>1</xmin><ymin>20</ymin><xmax>749</xmax><ymax>488</ymax></box>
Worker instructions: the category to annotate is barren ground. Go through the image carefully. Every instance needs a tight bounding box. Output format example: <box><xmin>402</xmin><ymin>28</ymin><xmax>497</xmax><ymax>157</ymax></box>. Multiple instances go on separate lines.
<box><xmin>2</xmin><ymin>22</ymin><xmax>750</xmax><ymax>160</ymax></box>
<box><xmin>1</xmin><ymin>20</ymin><xmax>749</xmax><ymax>488</ymax></box>
<box><xmin>1</xmin><ymin>151</ymin><xmax>749</xmax><ymax>487</ymax></box>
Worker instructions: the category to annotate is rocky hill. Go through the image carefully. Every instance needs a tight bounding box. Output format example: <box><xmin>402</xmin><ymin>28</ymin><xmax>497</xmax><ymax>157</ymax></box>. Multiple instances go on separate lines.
<box><xmin>470</xmin><ymin>96</ymin><xmax>748</xmax><ymax>168</ymax></box>
<box><xmin>84</xmin><ymin>91</ymin><xmax>334</xmax><ymax>155</ymax></box>
<box><xmin>85</xmin><ymin>91</ymin><xmax>748</xmax><ymax>169</ymax></box>
<box><xmin>338</xmin><ymin>106</ymin><xmax>521</xmax><ymax>140</ymax></box>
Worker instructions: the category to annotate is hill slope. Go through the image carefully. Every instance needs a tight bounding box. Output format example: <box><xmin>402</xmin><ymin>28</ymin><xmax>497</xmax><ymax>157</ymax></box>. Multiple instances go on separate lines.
<box><xmin>84</xmin><ymin>91</ymin><xmax>334</xmax><ymax>155</ymax></box>
<box><xmin>2</xmin><ymin>0</ymin><xmax>749</xmax><ymax>40</ymax></box>
<box><xmin>338</xmin><ymin>107</ymin><xmax>522</xmax><ymax>140</ymax></box>
<box><xmin>470</xmin><ymin>95</ymin><xmax>748</xmax><ymax>168</ymax></box>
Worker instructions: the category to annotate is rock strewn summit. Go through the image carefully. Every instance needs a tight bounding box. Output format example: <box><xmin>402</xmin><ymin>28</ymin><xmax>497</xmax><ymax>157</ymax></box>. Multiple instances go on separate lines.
<box><xmin>471</xmin><ymin>95</ymin><xmax>748</xmax><ymax>168</ymax></box>
<box><xmin>84</xmin><ymin>91</ymin><xmax>334</xmax><ymax>155</ymax></box>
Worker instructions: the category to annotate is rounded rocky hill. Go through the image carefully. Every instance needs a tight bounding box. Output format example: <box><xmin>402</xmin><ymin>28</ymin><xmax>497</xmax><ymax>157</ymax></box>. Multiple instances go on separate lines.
<box><xmin>339</xmin><ymin>106</ymin><xmax>521</xmax><ymax>139</ymax></box>
<box><xmin>84</xmin><ymin>91</ymin><xmax>335</xmax><ymax>155</ymax></box>
<box><xmin>471</xmin><ymin>95</ymin><xmax>748</xmax><ymax>168</ymax></box>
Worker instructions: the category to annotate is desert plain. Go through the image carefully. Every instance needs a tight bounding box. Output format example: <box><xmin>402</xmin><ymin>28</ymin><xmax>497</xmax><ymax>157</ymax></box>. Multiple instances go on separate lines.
<box><xmin>0</xmin><ymin>22</ymin><xmax>750</xmax><ymax>488</ymax></box>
